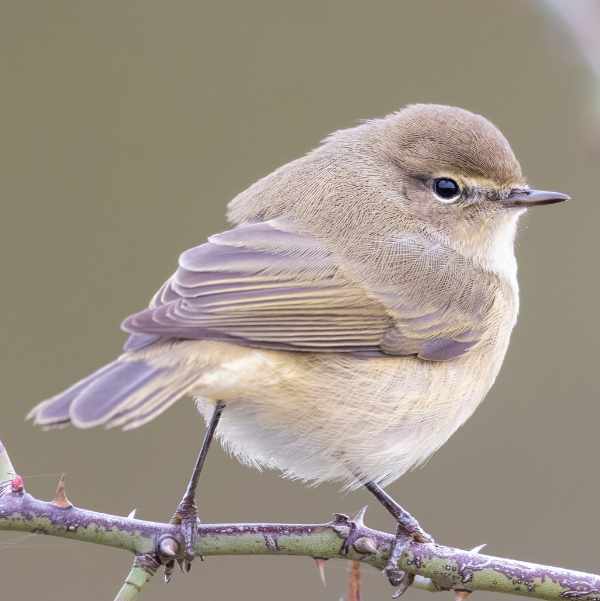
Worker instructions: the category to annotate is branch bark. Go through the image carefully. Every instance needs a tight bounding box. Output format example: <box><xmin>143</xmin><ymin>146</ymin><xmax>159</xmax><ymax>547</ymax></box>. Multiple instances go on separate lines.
<box><xmin>1</xmin><ymin>438</ymin><xmax>599</xmax><ymax>601</ymax></box>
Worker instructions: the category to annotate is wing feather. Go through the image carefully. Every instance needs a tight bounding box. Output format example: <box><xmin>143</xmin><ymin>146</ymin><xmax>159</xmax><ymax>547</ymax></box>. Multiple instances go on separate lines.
<box><xmin>122</xmin><ymin>219</ymin><xmax>494</xmax><ymax>359</ymax></box>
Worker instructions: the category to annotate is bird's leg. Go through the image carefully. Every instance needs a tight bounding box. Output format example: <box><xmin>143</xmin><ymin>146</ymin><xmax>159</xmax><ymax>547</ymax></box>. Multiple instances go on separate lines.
<box><xmin>364</xmin><ymin>481</ymin><xmax>433</xmax><ymax>542</ymax></box>
<box><xmin>364</xmin><ymin>481</ymin><xmax>434</xmax><ymax>596</ymax></box>
<box><xmin>170</xmin><ymin>401</ymin><xmax>225</xmax><ymax>573</ymax></box>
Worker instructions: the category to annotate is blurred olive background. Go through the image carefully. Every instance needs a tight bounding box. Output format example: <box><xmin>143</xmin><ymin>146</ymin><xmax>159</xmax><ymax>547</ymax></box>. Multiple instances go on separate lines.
<box><xmin>0</xmin><ymin>1</ymin><xmax>597</xmax><ymax>600</ymax></box>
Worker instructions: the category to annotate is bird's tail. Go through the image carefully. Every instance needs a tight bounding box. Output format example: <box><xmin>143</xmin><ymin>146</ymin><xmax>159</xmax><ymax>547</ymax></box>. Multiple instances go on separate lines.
<box><xmin>28</xmin><ymin>356</ymin><xmax>200</xmax><ymax>430</ymax></box>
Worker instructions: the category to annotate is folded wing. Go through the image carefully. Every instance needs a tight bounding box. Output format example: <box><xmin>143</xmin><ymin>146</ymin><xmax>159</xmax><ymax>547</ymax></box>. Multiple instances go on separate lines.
<box><xmin>123</xmin><ymin>220</ymin><xmax>392</xmax><ymax>354</ymax></box>
<box><xmin>122</xmin><ymin>219</ymin><xmax>494</xmax><ymax>360</ymax></box>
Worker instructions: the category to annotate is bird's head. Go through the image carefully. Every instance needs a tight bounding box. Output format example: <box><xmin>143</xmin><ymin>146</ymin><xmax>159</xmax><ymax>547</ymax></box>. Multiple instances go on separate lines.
<box><xmin>377</xmin><ymin>104</ymin><xmax>567</xmax><ymax>232</ymax></box>
<box><xmin>228</xmin><ymin>104</ymin><xmax>568</xmax><ymax>270</ymax></box>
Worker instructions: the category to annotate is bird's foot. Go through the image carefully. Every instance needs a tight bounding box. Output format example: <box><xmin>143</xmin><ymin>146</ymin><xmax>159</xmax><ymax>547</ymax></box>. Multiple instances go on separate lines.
<box><xmin>159</xmin><ymin>401</ymin><xmax>224</xmax><ymax>582</ymax></box>
<box><xmin>384</xmin><ymin>520</ymin><xmax>435</xmax><ymax>597</ymax></box>
<box><xmin>167</xmin><ymin>498</ymin><xmax>201</xmax><ymax>575</ymax></box>
<box><xmin>156</xmin><ymin>535</ymin><xmax>181</xmax><ymax>582</ymax></box>
<box><xmin>361</xmin><ymin>481</ymin><xmax>435</xmax><ymax>596</ymax></box>
<box><xmin>384</xmin><ymin>528</ymin><xmax>417</xmax><ymax>598</ymax></box>
<box><xmin>334</xmin><ymin>505</ymin><xmax>434</xmax><ymax>598</ymax></box>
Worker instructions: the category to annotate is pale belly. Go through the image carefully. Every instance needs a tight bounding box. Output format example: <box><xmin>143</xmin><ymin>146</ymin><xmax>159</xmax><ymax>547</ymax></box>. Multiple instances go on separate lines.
<box><xmin>191</xmin><ymin>333</ymin><xmax>511</xmax><ymax>489</ymax></box>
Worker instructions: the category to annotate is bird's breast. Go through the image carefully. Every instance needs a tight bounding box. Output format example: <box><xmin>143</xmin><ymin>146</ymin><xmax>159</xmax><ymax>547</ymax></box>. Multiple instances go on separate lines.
<box><xmin>191</xmin><ymin>307</ymin><xmax>516</xmax><ymax>488</ymax></box>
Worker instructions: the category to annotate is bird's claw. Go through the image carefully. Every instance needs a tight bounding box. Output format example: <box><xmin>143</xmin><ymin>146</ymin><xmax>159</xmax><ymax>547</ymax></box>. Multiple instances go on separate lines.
<box><xmin>162</xmin><ymin>501</ymin><xmax>202</xmax><ymax>579</ymax></box>
<box><xmin>385</xmin><ymin>524</ymin><xmax>437</xmax><ymax>597</ymax></box>
<box><xmin>334</xmin><ymin>505</ymin><xmax>435</xmax><ymax>598</ymax></box>
<box><xmin>383</xmin><ymin>528</ymin><xmax>414</xmax><ymax>595</ymax></box>
<box><xmin>179</xmin><ymin>513</ymin><xmax>199</xmax><ymax>566</ymax></box>
<box><xmin>387</xmin><ymin>569</ymin><xmax>414</xmax><ymax>598</ymax></box>
<box><xmin>163</xmin><ymin>560</ymin><xmax>175</xmax><ymax>583</ymax></box>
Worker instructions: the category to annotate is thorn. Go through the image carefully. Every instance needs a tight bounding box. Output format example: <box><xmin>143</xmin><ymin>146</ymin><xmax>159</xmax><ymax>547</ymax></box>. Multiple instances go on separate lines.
<box><xmin>51</xmin><ymin>474</ymin><xmax>72</xmax><ymax>508</ymax></box>
<box><xmin>454</xmin><ymin>590</ymin><xmax>472</xmax><ymax>601</ymax></box>
<box><xmin>351</xmin><ymin>505</ymin><xmax>368</xmax><ymax>527</ymax></box>
<box><xmin>470</xmin><ymin>543</ymin><xmax>487</xmax><ymax>554</ymax></box>
<box><xmin>10</xmin><ymin>475</ymin><xmax>24</xmax><ymax>493</ymax></box>
<box><xmin>314</xmin><ymin>558</ymin><xmax>327</xmax><ymax>587</ymax></box>
<box><xmin>353</xmin><ymin>536</ymin><xmax>378</xmax><ymax>555</ymax></box>
<box><xmin>127</xmin><ymin>508</ymin><xmax>137</xmax><ymax>519</ymax></box>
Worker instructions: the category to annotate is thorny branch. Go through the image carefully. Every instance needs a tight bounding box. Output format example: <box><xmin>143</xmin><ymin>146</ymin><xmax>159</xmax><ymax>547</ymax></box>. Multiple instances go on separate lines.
<box><xmin>1</xmin><ymin>439</ymin><xmax>600</xmax><ymax>601</ymax></box>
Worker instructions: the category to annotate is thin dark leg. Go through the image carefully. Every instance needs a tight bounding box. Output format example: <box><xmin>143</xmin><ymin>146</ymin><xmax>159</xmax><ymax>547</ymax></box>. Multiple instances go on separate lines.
<box><xmin>364</xmin><ymin>481</ymin><xmax>432</xmax><ymax>543</ymax></box>
<box><xmin>171</xmin><ymin>401</ymin><xmax>225</xmax><ymax>568</ymax></box>
<box><xmin>364</xmin><ymin>481</ymin><xmax>433</xmax><ymax>597</ymax></box>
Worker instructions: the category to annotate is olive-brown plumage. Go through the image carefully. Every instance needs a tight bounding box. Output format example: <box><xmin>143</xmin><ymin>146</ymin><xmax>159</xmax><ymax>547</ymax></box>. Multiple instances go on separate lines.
<box><xmin>30</xmin><ymin>104</ymin><xmax>567</xmax><ymax>490</ymax></box>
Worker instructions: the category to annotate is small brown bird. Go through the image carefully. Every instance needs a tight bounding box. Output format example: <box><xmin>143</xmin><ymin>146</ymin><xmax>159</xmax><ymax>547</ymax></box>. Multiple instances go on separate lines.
<box><xmin>29</xmin><ymin>104</ymin><xmax>568</xmax><ymax>583</ymax></box>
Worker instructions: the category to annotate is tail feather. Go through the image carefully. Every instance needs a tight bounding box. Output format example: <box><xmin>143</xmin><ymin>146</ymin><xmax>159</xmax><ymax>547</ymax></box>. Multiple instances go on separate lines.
<box><xmin>107</xmin><ymin>375</ymin><xmax>199</xmax><ymax>430</ymax></box>
<box><xmin>29</xmin><ymin>357</ymin><xmax>198</xmax><ymax>430</ymax></box>
<box><xmin>27</xmin><ymin>362</ymin><xmax>119</xmax><ymax>427</ymax></box>
<box><xmin>69</xmin><ymin>361</ymin><xmax>168</xmax><ymax>428</ymax></box>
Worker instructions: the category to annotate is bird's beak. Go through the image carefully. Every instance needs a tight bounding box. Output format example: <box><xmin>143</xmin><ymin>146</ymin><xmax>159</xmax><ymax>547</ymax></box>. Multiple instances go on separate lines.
<box><xmin>501</xmin><ymin>188</ymin><xmax>570</xmax><ymax>208</ymax></box>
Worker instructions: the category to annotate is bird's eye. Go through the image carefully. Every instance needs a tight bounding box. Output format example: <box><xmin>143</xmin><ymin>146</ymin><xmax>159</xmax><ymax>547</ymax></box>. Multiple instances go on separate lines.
<box><xmin>432</xmin><ymin>178</ymin><xmax>461</xmax><ymax>203</ymax></box>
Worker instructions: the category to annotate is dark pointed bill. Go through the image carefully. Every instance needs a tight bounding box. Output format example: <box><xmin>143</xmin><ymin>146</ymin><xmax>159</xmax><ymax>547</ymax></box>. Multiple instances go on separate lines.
<box><xmin>501</xmin><ymin>188</ymin><xmax>570</xmax><ymax>208</ymax></box>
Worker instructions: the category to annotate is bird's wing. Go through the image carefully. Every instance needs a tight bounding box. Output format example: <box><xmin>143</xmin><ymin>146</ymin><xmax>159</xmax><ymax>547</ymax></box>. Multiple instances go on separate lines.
<box><xmin>122</xmin><ymin>219</ymin><xmax>494</xmax><ymax>360</ymax></box>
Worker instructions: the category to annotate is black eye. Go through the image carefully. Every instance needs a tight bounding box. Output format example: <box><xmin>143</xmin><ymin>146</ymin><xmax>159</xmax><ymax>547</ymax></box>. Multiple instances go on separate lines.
<box><xmin>433</xmin><ymin>178</ymin><xmax>461</xmax><ymax>203</ymax></box>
